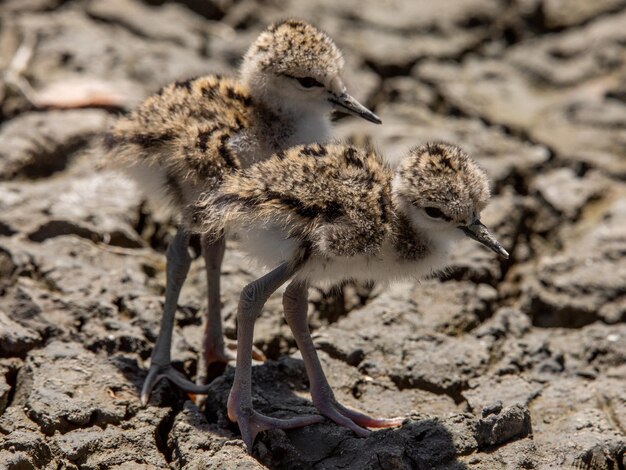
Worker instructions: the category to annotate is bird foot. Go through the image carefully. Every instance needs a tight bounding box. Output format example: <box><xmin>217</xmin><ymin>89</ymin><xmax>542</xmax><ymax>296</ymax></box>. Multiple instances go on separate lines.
<box><xmin>314</xmin><ymin>396</ymin><xmax>404</xmax><ymax>437</ymax></box>
<box><xmin>141</xmin><ymin>363</ymin><xmax>210</xmax><ymax>406</ymax></box>
<box><xmin>228</xmin><ymin>404</ymin><xmax>325</xmax><ymax>453</ymax></box>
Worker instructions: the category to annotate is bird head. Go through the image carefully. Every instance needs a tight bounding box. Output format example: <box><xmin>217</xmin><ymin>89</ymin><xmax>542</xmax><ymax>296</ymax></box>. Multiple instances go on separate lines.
<box><xmin>393</xmin><ymin>142</ymin><xmax>508</xmax><ymax>258</ymax></box>
<box><xmin>240</xmin><ymin>19</ymin><xmax>381</xmax><ymax>124</ymax></box>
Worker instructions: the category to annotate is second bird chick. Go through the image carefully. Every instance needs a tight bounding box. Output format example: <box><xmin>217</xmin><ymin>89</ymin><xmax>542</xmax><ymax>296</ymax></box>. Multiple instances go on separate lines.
<box><xmin>195</xmin><ymin>142</ymin><xmax>509</xmax><ymax>451</ymax></box>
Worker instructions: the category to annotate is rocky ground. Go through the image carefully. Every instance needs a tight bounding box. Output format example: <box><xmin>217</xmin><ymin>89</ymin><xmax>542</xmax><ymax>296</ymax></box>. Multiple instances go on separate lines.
<box><xmin>0</xmin><ymin>0</ymin><xmax>625</xmax><ymax>468</ymax></box>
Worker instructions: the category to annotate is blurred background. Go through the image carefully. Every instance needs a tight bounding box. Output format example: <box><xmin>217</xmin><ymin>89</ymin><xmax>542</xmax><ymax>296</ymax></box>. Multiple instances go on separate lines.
<box><xmin>0</xmin><ymin>1</ymin><xmax>624</xmax><ymax>469</ymax></box>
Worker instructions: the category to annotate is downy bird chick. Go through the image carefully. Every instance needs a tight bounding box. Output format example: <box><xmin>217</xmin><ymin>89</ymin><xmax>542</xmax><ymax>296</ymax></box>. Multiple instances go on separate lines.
<box><xmin>105</xmin><ymin>19</ymin><xmax>381</xmax><ymax>405</ymax></box>
<box><xmin>195</xmin><ymin>142</ymin><xmax>509</xmax><ymax>452</ymax></box>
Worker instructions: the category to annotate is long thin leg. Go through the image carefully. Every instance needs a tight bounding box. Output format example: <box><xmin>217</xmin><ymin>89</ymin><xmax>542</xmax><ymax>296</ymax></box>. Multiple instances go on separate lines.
<box><xmin>141</xmin><ymin>227</ymin><xmax>210</xmax><ymax>405</ymax></box>
<box><xmin>283</xmin><ymin>280</ymin><xmax>403</xmax><ymax>435</ymax></box>
<box><xmin>197</xmin><ymin>233</ymin><xmax>227</xmax><ymax>385</ymax></box>
<box><xmin>196</xmin><ymin>233</ymin><xmax>266</xmax><ymax>387</ymax></box>
<box><xmin>227</xmin><ymin>264</ymin><xmax>324</xmax><ymax>453</ymax></box>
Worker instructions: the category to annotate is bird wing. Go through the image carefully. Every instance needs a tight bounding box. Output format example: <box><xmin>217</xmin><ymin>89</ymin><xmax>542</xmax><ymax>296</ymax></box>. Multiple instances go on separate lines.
<box><xmin>197</xmin><ymin>143</ymin><xmax>393</xmax><ymax>258</ymax></box>
<box><xmin>107</xmin><ymin>77</ymin><xmax>249</xmax><ymax>172</ymax></box>
<box><xmin>103</xmin><ymin>76</ymin><xmax>251</xmax><ymax>214</ymax></box>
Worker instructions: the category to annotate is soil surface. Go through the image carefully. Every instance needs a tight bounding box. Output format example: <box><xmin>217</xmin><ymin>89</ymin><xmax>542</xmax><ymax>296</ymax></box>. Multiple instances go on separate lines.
<box><xmin>0</xmin><ymin>0</ymin><xmax>625</xmax><ymax>469</ymax></box>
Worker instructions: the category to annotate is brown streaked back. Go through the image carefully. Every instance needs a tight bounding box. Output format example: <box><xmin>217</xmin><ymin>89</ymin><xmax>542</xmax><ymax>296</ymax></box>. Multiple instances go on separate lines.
<box><xmin>197</xmin><ymin>142</ymin><xmax>394</xmax><ymax>258</ymax></box>
<box><xmin>103</xmin><ymin>75</ymin><xmax>253</xmax><ymax>214</ymax></box>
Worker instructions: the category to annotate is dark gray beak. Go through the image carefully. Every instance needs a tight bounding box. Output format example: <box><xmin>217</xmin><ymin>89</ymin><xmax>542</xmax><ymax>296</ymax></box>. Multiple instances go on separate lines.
<box><xmin>459</xmin><ymin>220</ymin><xmax>509</xmax><ymax>259</ymax></box>
<box><xmin>329</xmin><ymin>92</ymin><xmax>382</xmax><ymax>124</ymax></box>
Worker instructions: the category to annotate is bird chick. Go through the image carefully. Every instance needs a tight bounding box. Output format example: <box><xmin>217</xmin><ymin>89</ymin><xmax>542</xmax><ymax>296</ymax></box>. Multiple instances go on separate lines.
<box><xmin>196</xmin><ymin>142</ymin><xmax>508</xmax><ymax>451</ymax></box>
<box><xmin>105</xmin><ymin>19</ymin><xmax>381</xmax><ymax>405</ymax></box>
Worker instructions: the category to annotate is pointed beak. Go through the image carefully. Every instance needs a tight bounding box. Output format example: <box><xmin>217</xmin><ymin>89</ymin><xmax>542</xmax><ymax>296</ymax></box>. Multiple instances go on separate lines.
<box><xmin>328</xmin><ymin>92</ymin><xmax>382</xmax><ymax>124</ymax></box>
<box><xmin>459</xmin><ymin>220</ymin><xmax>509</xmax><ymax>259</ymax></box>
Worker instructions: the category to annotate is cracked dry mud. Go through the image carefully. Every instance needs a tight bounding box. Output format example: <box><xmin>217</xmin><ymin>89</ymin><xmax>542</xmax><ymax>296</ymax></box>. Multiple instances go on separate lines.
<box><xmin>0</xmin><ymin>0</ymin><xmax>625</xmax><ymax>469</ymax></box>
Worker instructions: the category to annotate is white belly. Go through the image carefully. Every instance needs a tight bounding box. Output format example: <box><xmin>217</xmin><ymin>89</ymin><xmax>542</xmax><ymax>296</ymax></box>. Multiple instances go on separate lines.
<box><xmin>122</xmin><ymin>163</ymin><xmax>174</xmax><ymax>217</ymax></box>
<box><xmin>233</xmin><ymin>225</ymin><xmax>453</xmax><ymax>287</ymax></box>
<box><xmin>297</xmin><ymin>241</ymin><xmax>452</xmax><ymax>286</ymax></box>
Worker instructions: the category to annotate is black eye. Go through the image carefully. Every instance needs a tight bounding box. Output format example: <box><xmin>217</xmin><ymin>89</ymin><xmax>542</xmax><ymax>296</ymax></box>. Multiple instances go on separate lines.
<box><xmin>424</xmin><ymin>207</ymin><xmax>445</xmax><ymax>219</ymax></box>
<box><xmin>296</xmin><ymin>76</ymin><xmax>323</xmax><ymax>88</ymax></box>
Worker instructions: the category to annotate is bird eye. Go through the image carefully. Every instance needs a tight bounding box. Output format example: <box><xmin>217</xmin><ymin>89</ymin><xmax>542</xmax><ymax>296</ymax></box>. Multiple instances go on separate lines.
<box><xmin>424</xmin><ymin>207</ymin><xmax>446</xmax><ymax>219</ymax></box>
<box><xmin>295</xmin><ymin>76</ymin><xmax>323</xmax><ymax>88</ymax></box>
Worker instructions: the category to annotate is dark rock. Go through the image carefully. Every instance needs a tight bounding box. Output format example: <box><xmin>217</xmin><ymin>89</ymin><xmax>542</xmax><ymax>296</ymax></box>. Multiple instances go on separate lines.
<box><xmin>547</xmin><ymin>323</ymin><xmax>626</xmax><ymax>377</ymax></box>
<box><xmin>0</xmin><ymin>310</ymin><xmax>41</xmax><ymax>358</ymax></box>
<box><xmin>53</xmin><ymin>408</ymin><xmax>170</xmax><ymax>469</ymax></box>
<box><xmin>389</xmin><ymin>333</ymin><xmax>489</xmax><ymax>401</ymax></box>
<box><xmin>481</xmin><ymin>401</ymin><xmax>502</xmax><ymax>417</ymax></box>
<box><xmin>1</xmin><ymin>166</ymin><xmax>145</xmax><ymax>249</ymax></box>
<box><xmin>318</xmin><ymin>279</ymin><xmax>498</xmax><ymax>351</ymax></box>
<box><xmin>475</xmin><ymin>403</ymin><xmax>532</xmax><ymax>447</ymax></box>
<box><xmin>14</xmin><ymin>6</ymin><xmax>228</xmax><ymax>104</ymax></box>
<box><xmin>15</xmin><ymin>341</ymin><xmax>139</xmax><ymax>435</ymax></box>
<box><xmin>378</xmin><ymin>77</ymin><xmax>438</xmax><ymax>108</ymax></box>
<box><xmin>313</xmin><ymin>351</ymin><xmax>460</xmax><ymax>420</ymax></box>
<box><xmin>459</xmin><ymin>437</ymin><xmax>538</xmax><ymax>469</ymax></box>
<box><xmin>463</xmin><ymin>374</ymin><xmax>542</xmax><ymax>417</ymax></box>
<box><xmin>573</xmin><ymin>441</ymin><xmax>626</xmax><ymax>470</ymax></box>
<box><xmin>530</xmin><ymin>372</ymin><xmax>626</xmax><ymax>468</ymax></box>
<box><xmin>521</xmin><ymin>197</ymin><xmax>626</xmax><ymax>327</ymax></box>
<box><xmin>530</xmin><ymin>168</ymin><xmax>609</xmax><ymax>220</ymax></box>
<box><xmin>473</xmin><ymin>307</ymin><xmax>532</xmax><ymax>346</ymax></box>
<box><xmin>507</xmin><ymin>11</ymin><xmax>626</xmax><ymax>87</ymax></box>
<box><xmin>0</xmin><ymin>358</ymin><xmax>19</xmax><ymax>414</ymax></box>
<box><xmin>415</xmin><ymin>12</ymin><xmax>626</xmax><ymax>178</ymax></box>
<box><xmin>0</xmin><ymin>380</ymin><xmax>8</xmax><ymax>415</ymax></box>
<box><xmin>0</xmin><ymin>110</ymin><xmax>109</xmax><ymax>180</ymax></box>
<box><xmin>0</xmin><ymin>407</ymin><xmax>54</xmax><ymax>468</ymax></box>
<box><xmin>412</xmin><ymin>281</ymin><xmax>498</xmax><ymax>333</ymax></box>
<box><xmin>539</xmin><ymin>0</ymin><xmax>626</xmax><ymax>29</ymax></box>
<box><xmin>168</xmin><ymin>401</ymin><xmax>261</xmax><ymax>469</ymax></box>
<box><xmin>86</xmin><ymin>0</ymin><xmax>211</xmax><ymax>51</ymax></box>
<box><xmin>1</xmin><ymin>0</ymin><xmax>68</xmax><ymax>11</ymax></box>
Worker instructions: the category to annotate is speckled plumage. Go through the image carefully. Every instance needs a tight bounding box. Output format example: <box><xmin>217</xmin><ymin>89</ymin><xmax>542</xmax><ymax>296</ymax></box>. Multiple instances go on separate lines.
<box><xmin>242</xmin><ymin>19</ymin><xmax>344</xmax><ymax>80</ymax></box>
<box><xmin>394</xmin><ymin>142</ymin><xmax>490</xmax><ymax>222</ymax></box>
<box><xmin>197</xmin><ymin>142</ymin><xmax>497</xmax><ymax>285</ymax></box>
<box><xmin>197</xmin><ymin>143</ymin><xmax>391</xmax><ymax>255</ymax></box>
<box><xmin>202</xmin><ymin>142</ymin><xmax>507</xmax><ymax>449</ymax></box>
<box><xmin>105</xmin><ymin>20</ymin><xmax>376</xmax><ymax>229</ymax></box>
<box><xmin>106</xmin><ymin>76</ymin><xmax>249</xmax><ymax>210</ymax></box>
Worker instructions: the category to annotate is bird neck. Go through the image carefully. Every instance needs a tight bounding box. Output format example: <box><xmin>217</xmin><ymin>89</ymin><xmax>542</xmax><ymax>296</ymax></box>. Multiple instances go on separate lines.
<box><xmin>388</xmin><ymin>182</ymin><xmax>456</xmax><ymax>273</ymax></box>
<box><xmin>250</xmin><ymin>97</ymin><xmax>332</xmax><ymax>150</ymax></box>
<box><xmin>240</xmin><ymin>69</ymin><xmax>333</xmax><ymax>150</ymax></box>
<box><xmin>390</xmin><ymin>211</ymin><xmax>433</xmax><ymax>263</ymax></box>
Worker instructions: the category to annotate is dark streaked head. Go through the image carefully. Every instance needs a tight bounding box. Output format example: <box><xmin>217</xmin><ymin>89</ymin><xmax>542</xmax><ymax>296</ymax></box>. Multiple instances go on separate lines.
<box><xmin>240</xmin><ymin>19</ymin><xmax>380</xmax><ymax>124</ymax></box>
<box><xmin>393</xmin><ymin>142</ymin><xmax>508</xmax><ymax>258</ymax></box>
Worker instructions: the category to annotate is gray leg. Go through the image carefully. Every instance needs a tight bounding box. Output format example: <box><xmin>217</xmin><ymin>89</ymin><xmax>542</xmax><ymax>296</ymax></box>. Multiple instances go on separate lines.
<box><xmin>227</xmin><ymin>264</ymin><xmax>324</xmax><ymax>453</ymax></box>
<box><xmin>197</xmin><ymin>233</ymin><xmax>227</xmax><ymax>386</ymax></box>
<box><xmin>141</xmin><ymin>227</ymin><xmax>210</xmax><ymax>405</ymax></box>
<box><xmin>196</xmin><ymin>234</ymin><xmax>266</xmax><ymax>387</ymax></box>
<box><xmin>283</xmin><ymin>280</ymin><xmax>403</xmax><ymax>435</ymax></box>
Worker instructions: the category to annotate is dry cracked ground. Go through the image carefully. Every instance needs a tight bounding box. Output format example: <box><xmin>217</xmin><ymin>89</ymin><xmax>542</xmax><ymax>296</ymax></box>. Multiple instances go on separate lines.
<box><xmin>0</xmin><ymin>0</ymin><xmax>625</xmax><ymax>469</ymax></box>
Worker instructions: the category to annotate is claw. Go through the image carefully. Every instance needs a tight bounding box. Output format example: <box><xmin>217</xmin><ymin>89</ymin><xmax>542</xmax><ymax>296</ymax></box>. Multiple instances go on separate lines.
<box><xmin>228</xmin><ymin>380</ymin><xmax>324</xmax><ymax>453</ymax></box>
<box><xmin>313</xmin><ymin>395</ymin><xmax>403</xmax><ymax>436</ymax></box>
<box><xmin>234</xmin><ymin>409</ymin><xmax>325</xmax><ymax>453</ymax></box>
<box><xmin>141</xmin><ymin>363</ymin><xmax>210</xmax><ymax>406</ymax></box>
<box><xmin>337</xmin><ymin>403</ymin><xmax>404</xmax><ymax>428</ymax></box>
